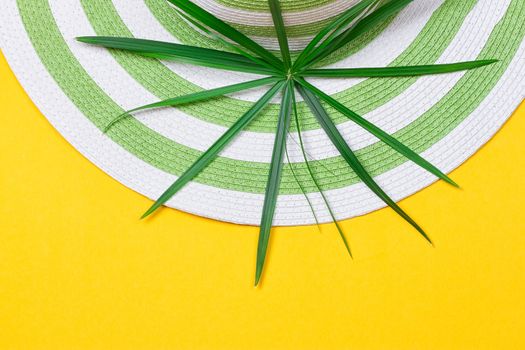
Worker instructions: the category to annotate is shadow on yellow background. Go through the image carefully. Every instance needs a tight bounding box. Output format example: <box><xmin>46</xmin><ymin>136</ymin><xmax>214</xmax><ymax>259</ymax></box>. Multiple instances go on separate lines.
<box><xmin>1</xmin><ymin>51</ymin><xmax>524</xmax><ymax>349</ymax></box>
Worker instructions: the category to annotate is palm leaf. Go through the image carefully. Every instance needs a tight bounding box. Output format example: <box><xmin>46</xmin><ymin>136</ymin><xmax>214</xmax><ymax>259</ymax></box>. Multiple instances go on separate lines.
<box><xmin>301</xmin><ymin>59</ymin><xmax>499</xmax><ymax>77</ymax></box>
<box><xmin>104</xmin><ymin>77</ymin><xmax>279</xmax><ymax>131</ymax></box>
<box><xmin>295</xmin><ymin>78</ymin><xmax>458</xmax><ymax>187</ymax></box>
<box><xmin>297</xmin><ymin>84</ymin><xmax>432</xmax><ymax>244</ymax></box>
<box><xmin>76</xmin><ymin>36</ymin><xmax>277</xmax><ymax>75</ymax></box>
<box><xmin>76</xmin><ymin>0</ymin><xmax>502</xmax><ymax>285</ymax></box>
<box><xmin>255</xmin><ymin>81</ymin><xmax>294</xmax><ymax>286</ymax></box>
<box><xmin>141</xmin><ymin>81</ymin><xmax>286</xmax><ymax>219</ymax></box>
<box><xmin>166</xmin><ymin>0</ymin><xmax>284</xmax><ymax>71</ymax></box>
<box><xmin>268</xmin><ymin>0</ymin><xmax>292</xmax><ymax>70</ymax></box>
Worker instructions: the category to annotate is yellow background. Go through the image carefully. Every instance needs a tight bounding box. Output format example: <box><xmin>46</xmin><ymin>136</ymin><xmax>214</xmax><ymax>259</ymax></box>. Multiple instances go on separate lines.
<box><xmin>1</xmin><ymin>50</ymin><xmax>524</xmax><ymax>349</ymax></box>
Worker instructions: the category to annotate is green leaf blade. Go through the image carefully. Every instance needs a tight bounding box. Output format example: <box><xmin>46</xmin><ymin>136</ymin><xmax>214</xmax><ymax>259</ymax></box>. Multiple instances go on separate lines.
<box><xmin>166</xmin><ymin>0</ymin><xmax>284</xmax><ymax>71</ymax></box>
<box><xmin>284</xmin><ymin>149</ymin><xmax>320</xmax><ymax>227</ymax></box>
<box><xmin>296</xmin><ymin>78</ymin><xmax>458</xmax><ymax>188</ymax></box>
<box><xmin>255</xmin><ymin>80</ymin><xmax>294</xmax><ymax>286</ymax></box>
<box><xmin>105</xmin><ymin>77</ymin><xmax>279</xmax><ymax>131</ymax></box>
<box><xmin>76</xmin><ymin>36</ymin><xmax>277</xmax><ymax>75</ymax></box>
<box><xmin>268</xmin><ymin>0</ymin><xmax>292</xmax><ymax>70</ymax></box>
<box><xmin>174</xmin><ymin>9</ymin><xmax>278</xmax><ymax>72</ymax></box>
<box><xmin>142</xmin><ymin>81</ymin><xmax>286</xmax><ymax>219</ymax></box>
<box><xmin>300</xmin><ymin>60</ymin><xmax>499</xmax><ymax>78</ymax></box>
<box><xmin>293</xmin><ymin>0</ymin><xmax>379</xmax><ymax>70</ymax></box>
<box><xmin>303</xmin><ymin>0</ymin><xmax>415</xmax><ymax>68</ymax></box>
<box><xmin>290</xmin><ymin>83</ymin><xmax>352</xmax><ymax>257</ymax></box>
<box><xmin>297</xmin><ymin>84</ymin><xmax>432</xmax><ymax>244</ymax></box>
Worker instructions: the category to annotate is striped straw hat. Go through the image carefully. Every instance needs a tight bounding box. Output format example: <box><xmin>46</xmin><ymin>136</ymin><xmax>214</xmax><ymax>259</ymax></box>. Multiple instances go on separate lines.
<box><xmin>1</xmin><ymin>0</ymin><xmax>524</xmax><ymax>225</ymax></box>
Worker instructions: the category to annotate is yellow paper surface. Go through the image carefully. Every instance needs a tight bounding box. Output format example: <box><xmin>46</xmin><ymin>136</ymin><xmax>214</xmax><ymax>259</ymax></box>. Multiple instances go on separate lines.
<box><xmin>1</xmin><ymin>51</ymin><xmax>524</xmax><ymax>349</ymax></box>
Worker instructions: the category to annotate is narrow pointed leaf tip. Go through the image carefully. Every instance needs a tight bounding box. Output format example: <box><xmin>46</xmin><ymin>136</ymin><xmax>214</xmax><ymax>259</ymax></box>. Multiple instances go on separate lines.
<box><xmin>255</xmin><ymin>81</ymin><xmax>294</xmax><ymax>286</ymax></box>
<box><xmin>76</xmin><ymin>36</ymin><xmax>277</xmax><ymax>75</ymax></box>
<box><xmin>141</xmin><ymin>81</ymin><xmax>286</xmax><ymax>220</ymax></box>
<box><xmin>301</xmin><ymin>60</ymin><xmax>499</xmax><ymax>78</ymax></box>
<box><xmin>295</xmin><ymin>78</ymin><xmax>458</xmax><ymax>188</ymax></box>
<box><xmin>104</xmin><ymin>77</ymin><xmax>279</xmax><ymax>132</ymax></box>
<box><xmin>290</xmin><ymin>83</ymin><xmax>352</xmax><ymax>258</ymax></box>
<box><xmin>297</xmin><ymin>84</ymin><xmax>432</xmax><ymax>245</ymax></box>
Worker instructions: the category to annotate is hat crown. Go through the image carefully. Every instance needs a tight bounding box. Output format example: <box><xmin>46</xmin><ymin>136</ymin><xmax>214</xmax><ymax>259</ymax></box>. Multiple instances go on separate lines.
<box><xmin>191</xmin><ymin>0</ymin><xmax>358</xmax><ymax>51</ymax></box>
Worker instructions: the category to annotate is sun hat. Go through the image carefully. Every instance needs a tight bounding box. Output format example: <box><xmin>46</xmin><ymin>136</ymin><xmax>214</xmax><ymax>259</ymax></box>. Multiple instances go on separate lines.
<box><xmin>1</xmin><ymin>0</ymin><xmax>524</xmax><ymax>226</ymax></box>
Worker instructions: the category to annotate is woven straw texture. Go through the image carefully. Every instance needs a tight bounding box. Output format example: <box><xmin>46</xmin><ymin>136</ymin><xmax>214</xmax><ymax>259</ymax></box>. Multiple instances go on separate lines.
<box><xmin>1</xmin><ymin>0</ymin><xmax>524</xmax><ymax>225</ymax></box>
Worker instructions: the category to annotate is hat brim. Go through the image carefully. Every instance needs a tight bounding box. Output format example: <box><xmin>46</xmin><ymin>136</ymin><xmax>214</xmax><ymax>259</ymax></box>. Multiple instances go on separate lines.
<box><xmin>1</xmin><ymin>0</ymin><xmax>524</xmax><ymax>225</ymax></box>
